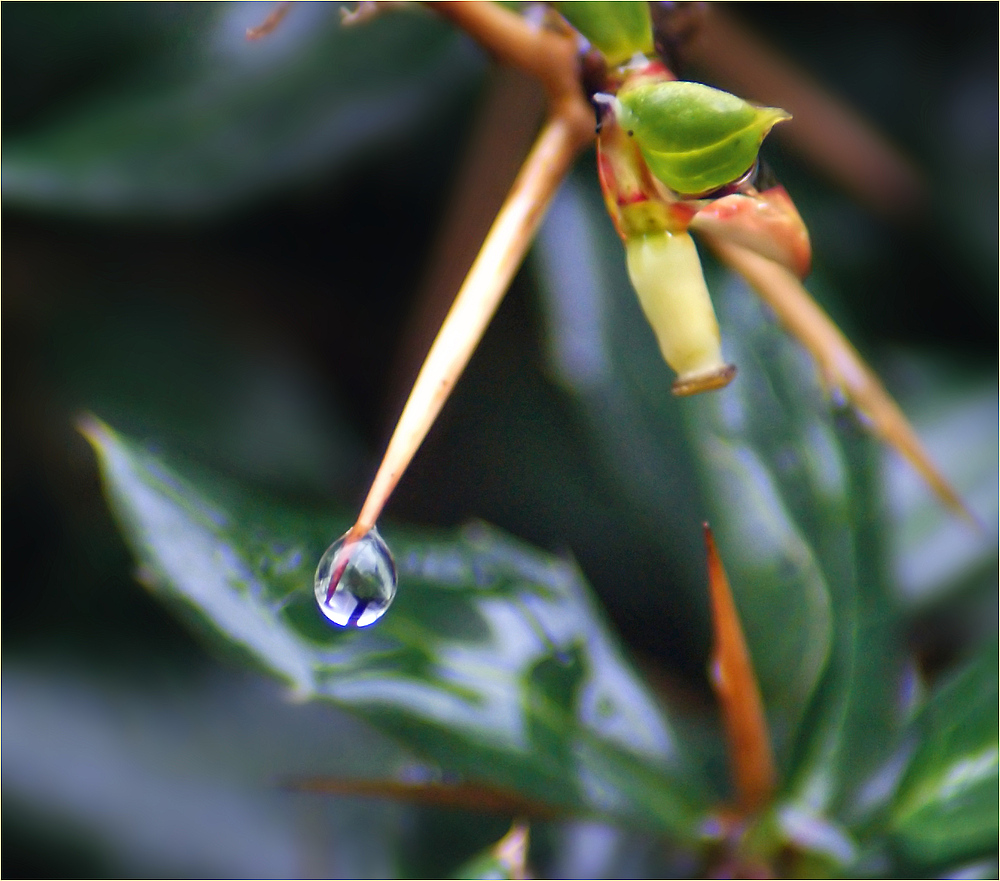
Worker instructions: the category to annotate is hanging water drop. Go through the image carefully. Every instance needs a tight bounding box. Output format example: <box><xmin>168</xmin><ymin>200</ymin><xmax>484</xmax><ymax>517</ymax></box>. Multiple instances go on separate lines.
<box><xmin>314</xmin><ymin>527</ymin><xmax>397</xmax><ymax>627</ymax></box>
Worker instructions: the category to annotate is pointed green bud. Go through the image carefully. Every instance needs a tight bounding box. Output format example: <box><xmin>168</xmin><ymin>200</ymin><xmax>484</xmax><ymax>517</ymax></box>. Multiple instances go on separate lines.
<box><xmin>554</xmin><ymin>2</ymin><xmax>653</xmax><ymax>67</ymax></box>
<box><xmin>616</xmin><ymin>81</ymin><xmax>791</xmax><ymax>196</ymax></box>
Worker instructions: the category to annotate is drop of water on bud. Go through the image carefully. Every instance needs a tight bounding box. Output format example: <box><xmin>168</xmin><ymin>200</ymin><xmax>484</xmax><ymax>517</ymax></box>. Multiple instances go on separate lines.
<box><xmin>314</xmin><ymin>527</ymin><xmax>397</xmax><ymax>627</ymax></box>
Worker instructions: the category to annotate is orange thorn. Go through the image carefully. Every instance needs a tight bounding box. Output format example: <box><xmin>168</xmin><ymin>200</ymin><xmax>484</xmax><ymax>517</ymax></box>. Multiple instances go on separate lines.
<box><xmin>705</xmin><ymin>524</ymin><xmax>777</xmax><ymax>813</ymax></box>
<box><xmin>246</xmin><ymin>2</ymin><xmax>293</xmax><ymax>41</ymax></box>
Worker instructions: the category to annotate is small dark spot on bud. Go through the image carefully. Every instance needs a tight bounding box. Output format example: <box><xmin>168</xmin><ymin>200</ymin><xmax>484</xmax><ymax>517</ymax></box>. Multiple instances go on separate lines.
<box><xmin>627</xmin><ymin>130</ymin><xmax>634</xmax><ymax>137</ymax></box>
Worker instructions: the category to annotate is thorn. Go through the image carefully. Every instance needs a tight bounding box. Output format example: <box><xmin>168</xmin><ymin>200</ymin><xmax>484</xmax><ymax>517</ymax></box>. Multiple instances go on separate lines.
<box><xmin>246</xmin><ymin>2</ymin><xmax>293</xmax><ymax>41</ymax></box>
<box><xmin>340</xmin><ymin>2</ymin><xmax>387</xmax><ymax>27</ymax></box>
<box><xmin>352</xmin><ymin>113</ymin><xmax>590</xmax><ymax>534</ymax></box>
<box><xmin>705</xmin><ymin>238</ymin><xmax>976</xmax><ymax>526</ymax></box>
<box><xmin>704</xmin><ymin>523</ymin><xmax>777</xmax><ymax>813</ymax></box>
<box><xmin>494</xmin><ymin>819</ymin><xmax>530</xmax><ymax>880</ymax></box>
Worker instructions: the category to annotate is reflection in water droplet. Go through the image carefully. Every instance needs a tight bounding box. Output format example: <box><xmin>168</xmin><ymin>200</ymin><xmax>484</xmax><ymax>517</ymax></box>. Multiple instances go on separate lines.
<box><xmin>314</xmin><ymin>527</ymin><xmax>397</xmax><ymax>627</ymax></box>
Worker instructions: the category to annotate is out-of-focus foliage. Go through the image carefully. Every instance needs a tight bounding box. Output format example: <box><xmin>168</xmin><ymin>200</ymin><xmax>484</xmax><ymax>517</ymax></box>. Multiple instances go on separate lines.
<box><xmin>4</xmin><ymin>3</ymin><xmax>996</xmax><ymax>877</ymax></box>
<box><xmin>3</xmin><ymin>3</ymin><xmax>480</xmax><ymax>216</ymax></box>
<box><xmin>888</xmin><ymin>639</ymin><xmax>999</xmax><ymax>868</ymax></box>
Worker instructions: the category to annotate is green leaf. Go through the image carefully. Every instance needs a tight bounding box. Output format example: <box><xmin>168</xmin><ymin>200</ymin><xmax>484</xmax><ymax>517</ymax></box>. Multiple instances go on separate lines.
<box><xmin>889</xmin><ymin>641</ymin><xmax>999</xmax><ymax>866</ymax></box>
<box><xmin>542</xmin><ymin>179</ymin><xmax>828</xmax><ymax>754</ymax></box>
<box><xmin>685</xmin><ymin>266</ymin><xmax>908</xmax><ymax>830</ymax></box>
<box><xmin>3</xmin><ymin>5</ymin><xmax>479</xmax><ymax>216</ymax></box>
<box><xmin>83</xmin><ymin>416</ymin><xmax>709</xmax><ymax>840</ymax></box>
<box><xmin>679</xmin><ymin>278</ymin><xmax>839</xmax><ymax>768</ymax></box>
<box><xmin>535</xmin><ymin>171</ymin><xmax>894</xmax><ymax>784</ymax></box>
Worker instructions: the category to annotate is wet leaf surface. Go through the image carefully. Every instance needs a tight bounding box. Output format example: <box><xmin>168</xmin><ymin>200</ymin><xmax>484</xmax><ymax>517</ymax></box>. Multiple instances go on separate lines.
<box><xmin>84</xmin><ymin>417</ymin><xmax>708</xmax><ymax>840</ymax></box>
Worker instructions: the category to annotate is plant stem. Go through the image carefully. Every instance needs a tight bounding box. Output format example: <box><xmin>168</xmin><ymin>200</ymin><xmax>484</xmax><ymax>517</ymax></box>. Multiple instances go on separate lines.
<box><xmin>426</xmin><ymin>1</ymin><xmax>584</xmax><ymax>112</ymax></box>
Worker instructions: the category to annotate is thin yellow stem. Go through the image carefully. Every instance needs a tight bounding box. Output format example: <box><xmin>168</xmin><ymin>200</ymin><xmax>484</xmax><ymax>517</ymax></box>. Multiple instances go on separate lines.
<box><xmin>385</xmin><ymin>67</ymin><xmax>546</xmax><ymax>420</ymax></box>
<box><xmin>352</xmin><ymin>112</ymin><xmax>591</xmax><ymax>536</ymax></box>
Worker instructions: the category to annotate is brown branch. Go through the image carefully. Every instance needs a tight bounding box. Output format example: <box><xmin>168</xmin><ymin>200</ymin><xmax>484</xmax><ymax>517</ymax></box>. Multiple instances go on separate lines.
<box><xmin>425</xmin><ymin>1</ymin><xmax>586</xmax><ymax>118</ymax></box>
<box><xmin>288</xmin><ymin>776</ymin><xmax>563</xmax><ymax>819</ymax></box>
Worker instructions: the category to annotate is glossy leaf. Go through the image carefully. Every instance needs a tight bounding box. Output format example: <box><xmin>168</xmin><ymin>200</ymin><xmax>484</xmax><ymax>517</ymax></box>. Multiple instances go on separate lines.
<box><xmin>83</xmin><ymin>417</ymin><xmax>708</xmax><ymax>840</ymax></box>
<box><xmin>694</xmin><ymin>268</ymin><xmax>909</xmax><ymax>828</ymax></box>
<box><xmin>889</xmin><ymin>641</ymin><xmax>999</xmax><ymax>866</ymax></box>
<box><xmin>3</xmin><ymin>5</ymin><xmax>479</xmax><ymax>216</ymax></box>
<box><xmin>537</xmin><ymin>176</ymin><xmax>836</xmax><ymax>761</ymax></box>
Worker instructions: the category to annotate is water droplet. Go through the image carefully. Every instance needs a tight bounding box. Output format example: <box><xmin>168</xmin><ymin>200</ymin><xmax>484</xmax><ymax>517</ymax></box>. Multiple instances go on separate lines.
<box><xmin>314</xmin><ymin>527</ymin><xmax>397</xmax><ymax>627</ymax></box>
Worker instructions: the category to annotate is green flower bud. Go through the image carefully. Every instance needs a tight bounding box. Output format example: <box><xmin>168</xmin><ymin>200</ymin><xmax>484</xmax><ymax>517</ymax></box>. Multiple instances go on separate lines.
<box><xmin>616</xmin><ymin>81</ymin><xmax>791</xmax><ymax>196</ymax></box>
<box><xmin>625</xmin><ymin>230</ymin><xmax>735</xmax><ymax>395</ymax></box>
<box><xmin>554</xmin><ymin>2</ymin><xmax>653</xmax><ymax>67</ymax></box>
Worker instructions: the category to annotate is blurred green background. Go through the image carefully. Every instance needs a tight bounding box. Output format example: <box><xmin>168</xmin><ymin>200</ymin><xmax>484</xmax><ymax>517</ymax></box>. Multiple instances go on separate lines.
<box><xmin>4</xmin><ymin>3</ymin><xmax>997</xmax><ymax>877</ymax></box>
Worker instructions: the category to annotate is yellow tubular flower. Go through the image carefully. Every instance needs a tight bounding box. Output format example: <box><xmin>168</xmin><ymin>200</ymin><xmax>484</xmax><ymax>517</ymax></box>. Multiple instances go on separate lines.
<box><xmin>625</xmin><ymin>230</ymin><xmax>735</xmax><ymax>395</ymax></box>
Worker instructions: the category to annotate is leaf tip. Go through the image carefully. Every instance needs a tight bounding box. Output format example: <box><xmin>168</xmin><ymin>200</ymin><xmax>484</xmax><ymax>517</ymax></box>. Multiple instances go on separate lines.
<box><xmin>75</xmin><ymin>412</ymin><xmax>114</xmax><ymax>454</ymax></box>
